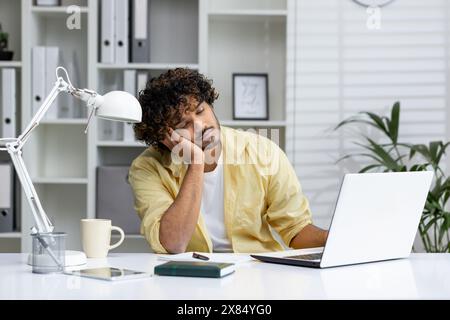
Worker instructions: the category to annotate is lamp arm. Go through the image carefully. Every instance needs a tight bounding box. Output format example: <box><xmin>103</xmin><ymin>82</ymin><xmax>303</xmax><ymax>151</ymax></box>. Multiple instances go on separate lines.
<box><xmin>18</xmin><ymin>77</ymin><xmax>70</xmax><ymax>148</ymax></box>
<box><xmin>6</xmin><ymin>144</ymin><xmax>53</xmax><ymax>233</ymax></box>
<box><xmin>16</xmin><ymin>71</ymin><xmax>103</xmax><ymax>149</ymax></box>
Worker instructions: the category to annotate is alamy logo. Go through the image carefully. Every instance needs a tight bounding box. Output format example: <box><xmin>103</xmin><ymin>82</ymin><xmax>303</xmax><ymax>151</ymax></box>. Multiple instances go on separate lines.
<box><xmin>66</xmin><ymin>5</ymin><xmax>81</xmax><ymax>30</ymax></box>
<box><xmin>366</xmin><ymin>6</ymin><xmax>381</xmax><ymax>30</ymax></box>
<box><xmin>169</xmin><ymin>124</ymin><xmax>281</xmax><ymax>176</ymax></box>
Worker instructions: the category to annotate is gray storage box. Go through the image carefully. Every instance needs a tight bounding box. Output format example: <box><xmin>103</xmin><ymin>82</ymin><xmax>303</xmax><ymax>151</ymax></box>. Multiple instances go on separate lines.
<box><xmin>96</xmin><ymin>166</ymin><xmax>141</xmax><ymax>234</ymax></box>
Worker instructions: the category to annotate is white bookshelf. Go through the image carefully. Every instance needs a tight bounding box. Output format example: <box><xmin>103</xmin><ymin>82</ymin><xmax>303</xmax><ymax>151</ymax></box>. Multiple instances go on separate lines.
<box><xmin>204</xmin><ymin>0</ymin><xmax>287</xmax><ymax>150</ymax></box>
<box><xmin>0</xmin><ymin>233</ymin><xmax>22</xmax><ymax>239</ymax></box>
<box><xmin>208</xmin><ymin>0</ymin><xmax>286</xmax><ymax>11</ymax></box>
<box><xmin>32</xmin><ymin>177</ymin><xmax>89</xmax><ymax>184</ymax></box>
<box><xmin>220</xmin><ymin>120</ymin><xmax>287</xmax><ymax>127</ymax></box>
<box><xmin>209</xmin><ymin>9</ymin><xmax>287</xmax><ymax>15</ymax></box>
<box><xmin>40</xmin><ymin>119</ymin><xmax>87</xmax><ymax>125</ymax></box>
<box><xmin>97</xmin><ymin>141</ymin><xmax>147</xmax><ymax>147</ymax></box>
<box><xmin>208</xmin><ymin>10</ymin><xmax>287</xmax><ymax>22</ymax></box>
<box><xmin>97</xmin><ymin>63</ymin><xmax>200</xmax><ymax>70</ymax></box>
<box><xmin>0</xmin><ymin>0</ymin><xmax>288</xmax><ymax>253</ymax></box>
<box><xmin>0</xmin><ymin>61</ymin><xmax>22</xmax><ymax>68</ymax></box>
<box><xmin>31</xmin><ymin>5</ymin><xmax>89</xmax><ymax>15</ymax></box>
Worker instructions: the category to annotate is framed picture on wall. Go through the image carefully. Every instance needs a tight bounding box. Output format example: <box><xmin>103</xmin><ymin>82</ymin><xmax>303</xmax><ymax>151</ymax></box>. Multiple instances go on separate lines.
<box><xmin>232</xmin><ymin>73</ymin><xmax>269</xmax><ymax>120</ymax></box>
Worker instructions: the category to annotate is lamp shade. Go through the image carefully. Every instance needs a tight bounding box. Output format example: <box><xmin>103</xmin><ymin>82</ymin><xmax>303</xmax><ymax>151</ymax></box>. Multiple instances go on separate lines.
<box><xmin>95</xmin><ymin>91</ymin><xmax>142</xmax><ymax>123</ymax></box>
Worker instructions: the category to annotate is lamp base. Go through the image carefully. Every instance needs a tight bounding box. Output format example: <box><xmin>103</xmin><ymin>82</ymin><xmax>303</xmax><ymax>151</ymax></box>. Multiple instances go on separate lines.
<box><xmin>27</xmin><ymin>250</ymin><xmax>87</xmax><ymax>267</ymax></box>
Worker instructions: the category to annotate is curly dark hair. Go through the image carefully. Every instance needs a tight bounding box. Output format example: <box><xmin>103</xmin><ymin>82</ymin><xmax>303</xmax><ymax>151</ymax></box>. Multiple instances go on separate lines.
<box><xmin>134</xmin><ymin>68</ymin><xmax>219</xmax><ymax>151</ymax></box>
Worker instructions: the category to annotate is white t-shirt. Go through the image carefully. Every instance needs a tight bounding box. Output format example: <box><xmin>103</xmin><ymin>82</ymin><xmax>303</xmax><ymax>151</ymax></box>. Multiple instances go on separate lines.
<box><xmin>200</xmin><ymin>155</ymin><xmax>232</xmax><ymax>252</ymax></box>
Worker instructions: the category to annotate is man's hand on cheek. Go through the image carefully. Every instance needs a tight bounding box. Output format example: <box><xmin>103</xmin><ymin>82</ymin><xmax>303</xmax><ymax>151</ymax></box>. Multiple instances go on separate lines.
<box><xmin>163</xmin><ymin>127</ymin><xmax>204</xmax><ymax>165</ymax></box>
<box><xmin>161</xmin><ymin>127</ymin><xmax>178</xmax><ymax>151</ymax></box>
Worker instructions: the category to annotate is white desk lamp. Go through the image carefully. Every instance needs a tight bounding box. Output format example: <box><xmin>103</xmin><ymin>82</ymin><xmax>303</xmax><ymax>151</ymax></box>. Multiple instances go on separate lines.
<box><xmin>0</xmin><ymin>67</ymin><xmax>142</xmax><ymax>267</ymax></box>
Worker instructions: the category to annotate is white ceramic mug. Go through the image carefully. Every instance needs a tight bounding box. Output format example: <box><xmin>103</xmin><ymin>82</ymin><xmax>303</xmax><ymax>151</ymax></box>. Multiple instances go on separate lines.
<box><xmin>81</xmin><ymin>219</ymin><xmax>125</xmax><ymax>258</ymax></box>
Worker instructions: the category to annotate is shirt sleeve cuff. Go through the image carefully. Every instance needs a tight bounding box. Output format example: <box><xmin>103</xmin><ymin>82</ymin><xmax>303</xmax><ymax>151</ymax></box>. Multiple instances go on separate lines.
<box><xmin>280</xmin><ymin>218</ymin><xmax>313</xmax><ymax>248</ymax></box>
<box><xmin>144</xmin><ymin>216</ymin><xmax>168</xmax><ymax>254</ymax></box>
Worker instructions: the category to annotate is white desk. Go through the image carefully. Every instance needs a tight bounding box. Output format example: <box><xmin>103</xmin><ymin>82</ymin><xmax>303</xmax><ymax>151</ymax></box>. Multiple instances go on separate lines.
<box><xmin>0</xmin><ymin>253</ymin><xmax>449</xmax><ymax>299</ymax></box>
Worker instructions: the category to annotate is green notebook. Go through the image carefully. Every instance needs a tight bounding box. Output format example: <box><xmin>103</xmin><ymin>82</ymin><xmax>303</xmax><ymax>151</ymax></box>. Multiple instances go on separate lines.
<box><xmin>154</xmin><ymin>261</ymin><xmax>235</xmax><ymax>278</ymax></box>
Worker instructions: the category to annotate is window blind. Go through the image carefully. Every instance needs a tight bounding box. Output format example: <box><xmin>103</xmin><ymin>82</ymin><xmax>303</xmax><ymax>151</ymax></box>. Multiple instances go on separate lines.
<box><xmin>286</xmin><ymin>0</ymin><xmax>449</xmax><ymax>228</ymax></box>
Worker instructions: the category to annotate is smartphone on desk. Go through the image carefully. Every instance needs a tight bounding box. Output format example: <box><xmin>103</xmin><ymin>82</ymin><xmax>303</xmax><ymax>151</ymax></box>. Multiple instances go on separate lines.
<box><xmin>64</xmin><ymin>267</ymin><xmax>152</xmax><ymax>281</ymax></box>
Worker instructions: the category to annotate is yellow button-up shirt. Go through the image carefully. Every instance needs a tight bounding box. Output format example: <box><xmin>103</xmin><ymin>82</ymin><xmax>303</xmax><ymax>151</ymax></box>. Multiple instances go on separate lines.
<box><xmin>128</xmin><ymin>126</ymin><xmax>313</xmax><ymax>253</ymax></box>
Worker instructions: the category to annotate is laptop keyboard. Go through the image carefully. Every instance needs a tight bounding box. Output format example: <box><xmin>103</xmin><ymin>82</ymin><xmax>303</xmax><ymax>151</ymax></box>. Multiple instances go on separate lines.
<box><xmin>284</xmin><ymin>253</ymin><xmax>323</xmax><ymax>261</ymax></box>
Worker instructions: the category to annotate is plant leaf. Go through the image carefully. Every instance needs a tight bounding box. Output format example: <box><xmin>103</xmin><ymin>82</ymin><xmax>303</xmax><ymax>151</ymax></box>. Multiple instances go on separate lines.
<box><xmin>410</xmin><ymin>164</ymin><xmax>428</xmax><ymax>172</ymax></box>
<box><xmin>388</xmin><ymin>102</ymin><xmax>400</xmax><ymax>144</ymax></box>
<box><xmin>359</xmin><ymin>164</ymin><xmax>382</xmax><ymax>173</ymax></box>
<box><xmin>433</xmin><ymin>141</ymin><xmax>450</xmax><ymax>169</ymax></box>
<box><xmin>334</xmin><ymin>118</ymin><xmax>375</xmax><ymax>131</ymax></box>
<box><xmin>361</xmin><ymin>112</ymin><xmax>390</xmax><ymax>137</ymax></box>
<box><xmin>365</xmin><ymin>138</ymin><xmax>401</xmax><ymax>171</ymax></box>
<box><xmin>422</xmin><ymin>216</ymin><xmax>440</xmax><ymax>234</ymax></box>
<box><xmin>353</xmin><ymin>142</ymin><xmax>396</xmax><ymax>169</ymax></box>
<box><xmin>429</xmin><ymin>141</ymin><xmax>440</xmax><ymax>161</ymax></box>
<box><xmin>335</xmin><ymin>152</ymin><xmax>379</xmax><ymax>164</ymax></box>
<box><xmin>409</xmin><ymin>144</ymin><xmax>431</xmax><ymax>163</ymax></box>
<box><xmin>438</xmin><ymin>214</ymin><xmax>450</xmax><ymax>248</ymax></box>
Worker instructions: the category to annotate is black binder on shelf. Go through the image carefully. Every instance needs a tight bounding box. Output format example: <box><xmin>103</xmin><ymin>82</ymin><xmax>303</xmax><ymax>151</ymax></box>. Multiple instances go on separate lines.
<box><xmin>130</xmin><ymin>0</ymin><xmax>150</xmax><ymax>63</ymax></box>
<box><xmin>0</xmin><ymin>162</ymin><xmax>14</xmax><ymax>233</ymax></box>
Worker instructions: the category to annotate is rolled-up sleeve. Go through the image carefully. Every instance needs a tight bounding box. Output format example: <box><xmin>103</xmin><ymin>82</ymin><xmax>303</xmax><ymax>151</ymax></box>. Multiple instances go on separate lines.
<box><xmin>265</xmin><ymin>145</ymin><xmax>313</xmax><ymax>247</ymax></box>
<box><xmin>128</xmin><ymin>158</ymin><xmax>173</xmax><ymax>253</ymax></box>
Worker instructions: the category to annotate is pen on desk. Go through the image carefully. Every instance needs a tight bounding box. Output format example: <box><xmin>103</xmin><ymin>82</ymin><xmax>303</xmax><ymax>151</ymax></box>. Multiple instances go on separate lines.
<box><xmin>192</xmin><ymin>252</ymin><xmax>210</xmax><ymax>261</ymax></box>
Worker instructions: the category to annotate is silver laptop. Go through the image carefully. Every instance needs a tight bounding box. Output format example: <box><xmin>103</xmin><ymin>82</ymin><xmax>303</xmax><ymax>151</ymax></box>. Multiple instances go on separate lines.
<box><xmin>251</xmin><ymin>171</ymin><xmax>433</xmax><ymax>268</ymax></box>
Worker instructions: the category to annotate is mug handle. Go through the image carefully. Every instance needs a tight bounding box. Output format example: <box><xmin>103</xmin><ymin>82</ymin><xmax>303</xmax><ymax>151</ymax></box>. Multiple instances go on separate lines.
<box><xmin>109</xmin><ymin>226</ymin><xmax>125</xmax><ymax>250</ymax></box>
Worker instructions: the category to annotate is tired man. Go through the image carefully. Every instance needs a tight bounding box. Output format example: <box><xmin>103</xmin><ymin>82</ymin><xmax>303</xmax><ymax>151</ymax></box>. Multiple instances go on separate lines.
<box><xmin>128</xmin><ymin>68</ymin><xmax>328</xmax><ymax>254</ymax></box>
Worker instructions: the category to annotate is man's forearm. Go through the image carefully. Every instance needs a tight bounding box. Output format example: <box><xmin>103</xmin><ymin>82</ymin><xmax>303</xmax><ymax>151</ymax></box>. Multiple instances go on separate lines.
<box><xmin>290</xmin><ymin>224</ymin><xmax>328</xmax><ymax>249</ymax></box>
<box><xmin>159</xmin><ymin>163</ymin><xmax>204</xmax><ymax>253</ymax></box>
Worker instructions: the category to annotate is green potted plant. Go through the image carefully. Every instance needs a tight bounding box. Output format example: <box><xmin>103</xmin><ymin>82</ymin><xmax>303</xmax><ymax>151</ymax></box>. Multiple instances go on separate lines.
<box><xmin>0</xmin><ymin>23</ymin><xmax>14</xmax><ymax>61</ymax></box>
<box><xmin>335</xmin><ymin>102</ymin><xmax>450</xmax><ymax>252</ymax></box>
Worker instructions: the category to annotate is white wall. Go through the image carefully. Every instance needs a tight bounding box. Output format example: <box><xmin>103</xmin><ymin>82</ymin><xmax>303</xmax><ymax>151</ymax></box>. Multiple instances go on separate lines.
<box><xmin>286</xmin><ymin>0</ymin><xmax>450</xmax><ymax>230</ymax></box>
